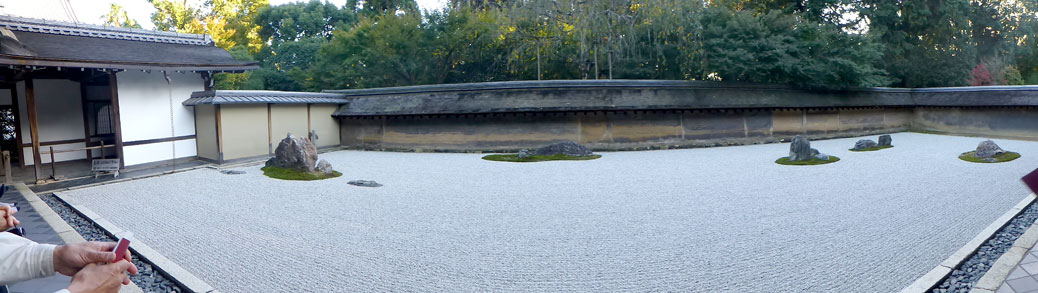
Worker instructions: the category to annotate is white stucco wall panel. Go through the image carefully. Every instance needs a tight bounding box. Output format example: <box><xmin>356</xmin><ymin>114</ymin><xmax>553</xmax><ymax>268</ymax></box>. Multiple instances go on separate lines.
<box><xmin>123</xmin><ymin>139</ymin><xmax>198</xmax><ymax>167</ymax></box>
<box><xmin>15</xmin><ymin>79</ymin><xmax>87</xmax><ymax>165</ymax></box>
<box><xmin>117</xmin><ymin>71</ymin><xmax>202</xmax><ymax>166</ymax></box>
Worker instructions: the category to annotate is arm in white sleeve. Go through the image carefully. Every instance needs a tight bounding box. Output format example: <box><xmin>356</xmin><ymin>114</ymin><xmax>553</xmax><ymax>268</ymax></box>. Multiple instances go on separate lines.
<box><xmin>0</xmin><ymin>232</ymin><xmax>56</xmax><ymax>284</ymax></box>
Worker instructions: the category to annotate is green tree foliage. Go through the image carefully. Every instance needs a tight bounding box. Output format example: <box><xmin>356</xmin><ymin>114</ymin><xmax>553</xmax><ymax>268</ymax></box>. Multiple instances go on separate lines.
<box><xmin>699</xmin><ymin>7</ymin><xmax>887</xmax><ymax>89</ymax></box>
<box><xmin>252</xmin><ymin>0</ymin><xmax>357</xmax><ymax>90</ymax></box>
<box><xmin>158</xmin><ymin>0</ymin><xmax>1038</xmax><ymax>90</ymax></box>
<box><xmin>860</xmin><ymin>0</ymin><xmax>976</xmax><ymax>87</ymax></box>
<box><xmin>102</xmin><ymin>4</ymin><xmax>142</xmax><ymax>28</ymax></box>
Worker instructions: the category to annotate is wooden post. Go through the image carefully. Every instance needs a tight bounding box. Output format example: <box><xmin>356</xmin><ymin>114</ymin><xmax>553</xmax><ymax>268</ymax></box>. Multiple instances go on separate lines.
<box><xmin>48</xmin><ymin>146</ymin><xmax>55</xmax><ymax>179</ymax></box>
<box><xmin>9</xmin><ymin>84</ymin><xmax>23</xmax><ymax>167</ymax></box>
<box><xmin>107</xmin><ymin>72</ymin><xmax>124</xmax><ymax>169</ymax></box>
<box><xmin>2</xmin><ymin>151</ymin><xmax>10</xmax><ymax>184</ymax></box>
<box><xmin>24</xmin><ymin>77</ymin><xmax>42</xmax><ymax>182</ymax></box>
<box><xmin>215</xmin><ymin>104</ymin><xmax>223</xmax><ymax>163</ymax></box>
<box><xmin>79</xmin><ymin>81</ymin><xmax>92</xmax><ymax>159</ymax></box>
<box><xmin>267</xmin><ymin>103</ymin><xmax>272</xmax><ymax>155</ymax></box>
<box><xmin>306</xmin><ymin>104</ymin><xmax>312</xmax><ymax>136</ymax></box>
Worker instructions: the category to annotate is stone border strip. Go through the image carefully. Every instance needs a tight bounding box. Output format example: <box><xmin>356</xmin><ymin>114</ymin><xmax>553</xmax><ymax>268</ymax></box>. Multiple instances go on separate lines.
<box><xmin>33</xmin><ymin>163</ymin><xmax>213</xmax><ymax>194</ymax></box>
<box><xmin>54</xmin><ymin>192</ymin><xmax>219</xmax><ymax>293</ymax></box>
<box><xmin>13</xmin><ymin>183</ymin><xmax>145</xmax><ymax>293</ymax></box>
<box><xmin>970</xmin><ymin>215</ymin><xmax>1038</xmax><ymax>292</ymax></box>
<box><xmin>901</xmin><ymin>193</ymin><xmax>1037</xmax><ymax>293</ymax></box>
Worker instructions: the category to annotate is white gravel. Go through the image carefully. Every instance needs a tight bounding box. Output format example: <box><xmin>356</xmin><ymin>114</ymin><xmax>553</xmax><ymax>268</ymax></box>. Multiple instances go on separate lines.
<box><xmin>57</xmin><ymin>132</ymin><xmax>1038</xmax><ymax>292</ymax></box>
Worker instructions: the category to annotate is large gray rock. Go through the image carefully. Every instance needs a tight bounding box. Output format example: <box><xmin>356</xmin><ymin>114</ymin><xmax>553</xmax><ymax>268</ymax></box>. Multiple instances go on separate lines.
<box><xmin>853</xmin><ymin>139</ymin><xmax>878</xmax><ymax>150</ymax></box>
<box><xmin>315</xmin><ymin>159</ymin><xmax>334</xmax><ymax>175</ymax></box>
<box><xmin>788</xmin><ymin>135</ymin><xmax>814</xmax><ymax>161</ymax></box>
<box><xmin>532</xmin><ymin>141</ymin><xmax>592</xmax><ymax>157</ymax></box>
<box><xmin>878</xmin><ymin>135</ymin><xmax>892</xmax><ymax>146</ymax></box>
<box><xmin>974</xmin><ymin>140</ymin><xmax>1006</xmax><ymax>158</ymax></box>
<box><xmin>265</xmin><ymin>133</ymin><xmax>319</xmax><ymax>172</ymax></box>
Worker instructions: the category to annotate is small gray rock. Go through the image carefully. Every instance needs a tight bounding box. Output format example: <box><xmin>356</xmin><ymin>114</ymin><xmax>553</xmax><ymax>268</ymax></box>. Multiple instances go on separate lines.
<box><xmin>315</xmin><ymin>159</ymin><xmax>334</xmax><ymax>175</ymax></box>
<box><xmin>517</xmin><ymin>149</ymin><xmax>532</xmax><ymax>159</ymax></box>
<box><xmin>878</xmin><ymin>135</ymin><xmax>892</xmax><ymax>146</ymax></box>
<box><xmin>853</xmin><ymin>139</ymin><xmax>878</xmax><ymax>150</ymax></box>
<box><xmin>974</xmin><ymin>140</ymin><xmax>1005</xmax><ymax>158</ymax></box>
<box><xmin>788</xmin><ymin>135</ymin><xmax>813</xmax><ymax>161</ymax></box>
<box><xmin>815</xmin><ymin>154</ymin><xmax>830</xmax><ymax>161</ymax></box>
<box><xmin>348</xmin><ymin>180</ymin><xmax>382</xmax><ymax>187</ymax></box>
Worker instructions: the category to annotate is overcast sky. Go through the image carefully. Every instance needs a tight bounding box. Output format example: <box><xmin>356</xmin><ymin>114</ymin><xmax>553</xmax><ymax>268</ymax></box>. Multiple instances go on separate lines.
<box><xmin>0</xmin><ymin>0</ymin><xmax>447</xmax><ymax>30</ymax></box>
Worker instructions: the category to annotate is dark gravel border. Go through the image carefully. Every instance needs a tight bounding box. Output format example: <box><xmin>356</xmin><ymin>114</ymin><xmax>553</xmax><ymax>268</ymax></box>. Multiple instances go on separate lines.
<box><xmin>931</xmin><ymin>201</ymin><xmax>1038</xmax><ymax>292</ymax></box>
<box><xmin>40</xmin><ymin>193</ymin><xmax>188</xmax><ymax>293</ymax></box>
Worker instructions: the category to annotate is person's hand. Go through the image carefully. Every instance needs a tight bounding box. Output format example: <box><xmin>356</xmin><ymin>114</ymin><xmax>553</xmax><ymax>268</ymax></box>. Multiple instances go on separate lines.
<box><xmin>54</xmin><ymin>241</ymin><xmax>138</xmax><ymax>277</ymax></box>
<box><xmin>66</xmin><ymin>262</ymin><xmax>136</xmax><ymax>293</ymax></box>
<box><xmin>0</xmin><ymin>205</ymin><xmax>19</xmax><ymax>230</ymax></box>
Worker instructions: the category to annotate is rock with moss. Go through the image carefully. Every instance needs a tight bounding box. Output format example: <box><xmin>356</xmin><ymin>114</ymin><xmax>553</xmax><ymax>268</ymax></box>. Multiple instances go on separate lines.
<box><xmin>788</xmin><ymin>135</ymin><xmax>814</xmax><ymax>161</ymax></box>
<box><xmin>533</xmin><ymin>141</ymin><xmax>593</xmax><ymax>157</ymax></box>
<box><xmin>878</xmin><ymin>135</ymin><xmax>892</xmax><ymax>146</ymax></box>
<box><xmin>852</xmin><ymin>139</ymin><xmax>878</xmax><ymax>151</ymax></box>
<box><xmin>974</xmin><ymin>140</ymin><xmax>1006</xmax><ymax>158</ymax></box>
<box><xmin>265</xmin><ymin>133</ymin><xmax>318</xmax><ymax>172</ymax></box>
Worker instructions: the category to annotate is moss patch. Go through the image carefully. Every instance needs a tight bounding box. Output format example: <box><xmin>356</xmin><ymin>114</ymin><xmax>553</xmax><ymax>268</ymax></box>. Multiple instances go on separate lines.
<box><xmin>261</xmin><ymin>166</ymin><xmax>342</xmax><ymax>180</ymax></box>
<box><xmin>849</xmin><ymin>145</ymin><xmax>894</xmax><ymax>152</ymax></box>
<box><xmin>482</xmin><ymin>154</ymin><xmax>602</xmax><ymax>162</ymax></box>
<box><xmin>958</xmin><ymin>151</ymin><xmax>1021</xmax><ymax>163</ymax></box>
<box><xmin>775</xmin><ymin>156</ymin><xmax>841</xmax><ymax>166</ymax></box>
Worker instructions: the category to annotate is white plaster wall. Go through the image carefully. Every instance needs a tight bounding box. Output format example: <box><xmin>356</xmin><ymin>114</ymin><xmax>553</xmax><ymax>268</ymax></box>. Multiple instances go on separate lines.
<box><xmin>117</xmin><ymin>71</ymin><xmax>201</xmax><ymax>166</ymax></box>
<box><xmin>123</xmin><ymin>139</ymin><xmax>198</xmax><ymax>167</ymax></box>
<box><xmin>16</xmin><ymin>79</ymin><xmax>88</xmax><ymax>165</ymax></box>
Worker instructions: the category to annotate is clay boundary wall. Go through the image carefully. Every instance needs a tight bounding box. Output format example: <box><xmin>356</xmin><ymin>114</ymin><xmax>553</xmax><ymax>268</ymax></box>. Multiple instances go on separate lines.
<box><xmin>326</xmin><ymin>81</ymin><xmax>1038</xmax><ymax>152</ymax></box>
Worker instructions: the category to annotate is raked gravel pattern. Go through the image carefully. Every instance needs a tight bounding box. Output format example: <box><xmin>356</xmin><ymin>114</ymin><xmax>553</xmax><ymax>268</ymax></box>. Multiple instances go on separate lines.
<box><xmin>56</xmin><ymin>133</ymin><xmax>1038</xmax><ymax>292</ymax></box>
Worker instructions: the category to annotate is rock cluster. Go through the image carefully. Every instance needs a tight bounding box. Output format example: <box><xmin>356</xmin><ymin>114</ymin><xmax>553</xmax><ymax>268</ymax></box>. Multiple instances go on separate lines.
<box><xmin>788</xmin><ymin>135</ymin><xmax>829</xmax><ymax>161</ymax></box>
<box><xmin>265</xmin><ymin>133</ymin><xmax>334</xmax><ymax>175</ymax></box>
<box><xmin>973</xmin><ymin>140</ymin><xmax>1006</xmax><ymax>158</ymax></box>
<box><xmin>531</xmin><ymin>141</ymin><xmax>593</xmax><ymax>157</ymax></box>
<box><xmin>852</xmin><ymin>139</ymin><xmax>878</xmax><ymax>151</ymax></box>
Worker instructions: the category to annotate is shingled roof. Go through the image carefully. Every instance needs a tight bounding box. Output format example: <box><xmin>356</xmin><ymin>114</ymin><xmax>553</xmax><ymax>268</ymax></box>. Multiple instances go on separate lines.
<box><xmin>0</xmin><ymin>15</ymin><xmax>257</xmax><ymax>71</ymax></box>
<box><xmin>184</xmin><ymin>90</ymin><xmax>348</xmax><ymax>106</ymax></box>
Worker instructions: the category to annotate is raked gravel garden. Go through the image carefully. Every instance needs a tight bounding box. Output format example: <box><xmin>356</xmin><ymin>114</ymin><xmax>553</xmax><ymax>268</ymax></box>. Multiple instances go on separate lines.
<box><xmin>52</xmin><ymin>132</ymin><xmax>1038</xmax><ymax>292</ymax></box>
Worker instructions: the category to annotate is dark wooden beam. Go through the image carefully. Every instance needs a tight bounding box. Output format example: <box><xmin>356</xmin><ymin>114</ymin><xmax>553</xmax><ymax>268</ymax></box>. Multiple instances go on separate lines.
<box><xmin>23</xmin><ymin>77</ymin><xmax>42</xmax><ymax>182</ymax></box>
<box><xmin>108</xmin><ymin>72</ymin><xmax>124</xmax><ymax>169</ymax></box>
<box><xmin>123</xmin><ymin>135</ymin><xmax>196</xmax><ymax>147</ymax></box>
<box><xmin>20</xmin><ymin>138</ymin><xmax>88</xmax><ymax>148</ymax></box>
<box><xmin>79</xmin><ymin>82</ymin><xmax>92</xmax><ymax>159</ymax></box>
<box><xmin>307</xmin><ymin>104</ymin><xmax>312</xmax><ymax>135</ymax></box>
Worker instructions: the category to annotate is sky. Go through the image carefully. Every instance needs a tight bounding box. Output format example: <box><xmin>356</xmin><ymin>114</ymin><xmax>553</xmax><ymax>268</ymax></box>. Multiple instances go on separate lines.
<box><xmin>0</xmin><ymin>0</ymin><xmax>447</xmax><ymax>30</ymax></box>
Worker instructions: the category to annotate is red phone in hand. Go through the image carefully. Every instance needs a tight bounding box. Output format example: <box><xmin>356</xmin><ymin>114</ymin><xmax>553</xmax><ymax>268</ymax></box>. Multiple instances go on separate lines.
<box><xmin>113</xmin><ymin>238</ymin><xmax>130</xmax><ymax>263</ymax></box>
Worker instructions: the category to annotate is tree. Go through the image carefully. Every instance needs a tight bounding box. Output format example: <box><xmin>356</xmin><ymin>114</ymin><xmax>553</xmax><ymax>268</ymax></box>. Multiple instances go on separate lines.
<box><xmin>310</xmin><ymin>12</ymin><xmax>437</xmax><ymax>89</ymax></box>
<box><xmin>102</xmin><ymin>4</ymin><xmax>142</xmax><ymax>28</ymax></box>
<box><xmin>252</xmin><ymin>1</ymin><xmax>357</xmax><ymax>90</ymax></box>
<box><xmin>150</xmin><ymin>0</ymin><xmax>270</xmax><ymax>89</ymax></box>
<box><xmin>860</xmin><ymin>0</ymin><xmax>975</xmax><ymax>87</ymax></box>
<box><xmin>699</xmin><ymin>7</ymin><xmax>887</xmax><ymax>89</ymax></box>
